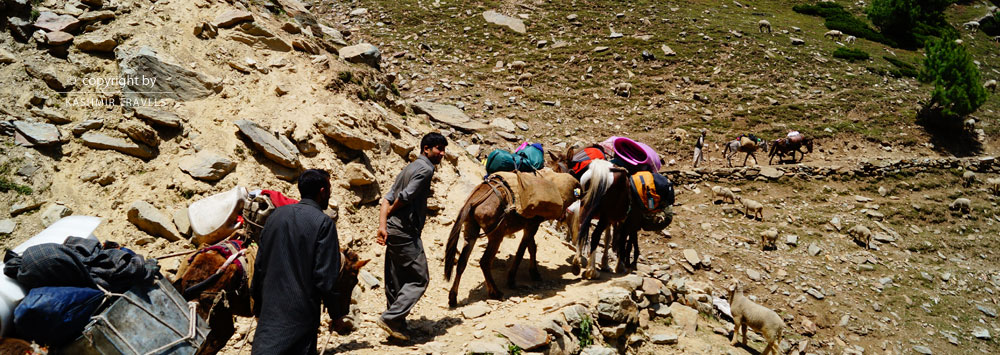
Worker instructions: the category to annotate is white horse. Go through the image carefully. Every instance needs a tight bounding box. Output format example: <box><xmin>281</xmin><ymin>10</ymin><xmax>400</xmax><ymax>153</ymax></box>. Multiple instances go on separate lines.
<box><xmin>723</xmin><ymin>138</ymin><xmax>768</xmax><ymax>167</ymax></box>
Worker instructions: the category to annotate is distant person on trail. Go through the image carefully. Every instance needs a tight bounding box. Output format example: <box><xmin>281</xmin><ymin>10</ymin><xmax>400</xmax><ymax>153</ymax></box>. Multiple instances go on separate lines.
<box><xmin>376</xmin><ymin>132</ymin><xmax>448</xmax><ymax>341</ymax></box>
<box><xmin>251</xmin><ymin>169</ymin><xmax>345</xmax><ymax>355</ymax></box>
<box><xmin>693</xmin><ymin>129</ymin><xmax>707</xmax><ymax>168</ymax></box>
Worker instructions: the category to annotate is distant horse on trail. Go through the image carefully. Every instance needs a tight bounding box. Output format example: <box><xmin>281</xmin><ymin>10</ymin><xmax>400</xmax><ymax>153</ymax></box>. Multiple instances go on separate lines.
<box><xmin>768</xmin><ymin>134</ymin><xmax>813</xmax><ymax>164</ymax></box>
<box><xmin>173</xmin><ymin>238</ymin><xmax>368</xmax><ymax>355</ymax></box>
<box><xmin>444</xmin><ymin>169</ymin><xmax>579</xmax><ymax>307</ymax></box>
<box><xmin>724</xmin><ymin>137</ymin><xmax>768</xmax><ymax>167</ymax></box>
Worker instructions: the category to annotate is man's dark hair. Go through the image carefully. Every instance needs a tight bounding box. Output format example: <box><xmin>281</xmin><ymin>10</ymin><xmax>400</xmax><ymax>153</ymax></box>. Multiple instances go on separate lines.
<box><xmin>298</xmin><ymin>169</ymin><xmax>331</xmax><ymax>199</ymax></box>
<box><xmin>420</xmin><ymin>132</ymin><xmax>448</xmax><ymax>151</ymax></box>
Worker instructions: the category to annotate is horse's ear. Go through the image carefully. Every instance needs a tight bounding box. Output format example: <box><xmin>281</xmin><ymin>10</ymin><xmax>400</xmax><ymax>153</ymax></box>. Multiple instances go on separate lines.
<box><xmin>353</xmin><ymin>259</ymin><xmax>371</xmax><ymax>270</ymax></box>
<box><xmin>548</xmin><ymin>151</ymin><xmax>559</xmax><ymax>163</ymax></box>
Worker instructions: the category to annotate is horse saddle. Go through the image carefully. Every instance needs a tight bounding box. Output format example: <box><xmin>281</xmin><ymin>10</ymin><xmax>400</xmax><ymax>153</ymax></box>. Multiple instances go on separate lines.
<box><xmin>788</xmin><ymin>134</ymin><xmax>804</xmax><ymax>144</ymax></box>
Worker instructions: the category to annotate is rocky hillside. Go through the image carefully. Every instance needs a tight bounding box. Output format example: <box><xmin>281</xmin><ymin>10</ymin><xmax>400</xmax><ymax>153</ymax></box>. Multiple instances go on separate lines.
<box><xmin>1</xmin><ymin>0</ymin><xmax>999</xmax><ymax>354</ymax></box>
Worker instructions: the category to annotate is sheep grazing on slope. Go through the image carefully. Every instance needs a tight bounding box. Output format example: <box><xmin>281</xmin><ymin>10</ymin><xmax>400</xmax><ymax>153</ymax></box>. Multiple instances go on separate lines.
<box><xmin>987</xmin><ymin>178</ymin><xmax>1000</xmax><ymax>195</ymax></box>
<box><xmin>758</xmin><ymin>20</ymin><xmax>771</xmax><ymax>34</ymax></box>
<box><xmin>712</xmin><ymin>185</ymin><xmax>737</xmax><ymax>204</ymax></box>
<box><xmin>949</xmin><ymin>198</ymin><xmax>971</xmax><ymax>214</ymax></box>
<box><xmin>728</xmin><ymin>281</ymin><xmax>785</xmax><ymax>355</ymax></box>
<box><xmin>964</xmin><ymin>118</ymin><xmax>976</xmax><ymax>132</ymax></box>
<box><xmin>612</xmin><ymin>82</ymin><xmax>632</xmax><ymax>98</ymax></box>
<box><xmin>984</xmin><ymin>79</ymin><xmax>997</xmax><ymax>93</ymax></box>
<box><xmin>761</xmin><ymin>228</ymin><xmax>779</xmax><ymax>251</ymax></box>
<box><xmin>824</xmin><ymin>30</ymin><xmax>843</xmax><ymax>40</ymax></box>
<box><xmin>964</xmin><ymin>21</ymin><xmax>980</xmax><ymax>31</ymax></box>
<box><xmin>510</xmin><ymin>60</ymin><xmax>526</xmax><ymax>73</ymax></box>
<box><xmin>517</xmin><ymin>72</ymin><xmax>533</xmax><ymax>86</ymax></box>
<box><xmin>738</xmin><ymin>196</ymin><xmax>764</xmax><ymax>220</ymax></box>
<box><xmin>510</xmin><ymin>86</ymin><xmax>525</xmax><ymax>94</ymax></box>
<box><xmin>962</xmin><ymin>170</ymin><xmax>977</xmax><ymax>187</ymax></box>
<box><xmin>847</xmin><ymin>224</ymin><xmax>872</xmax><ymax>249</ymax></box>
<box><xmin>844</xmin><ymin>35</ymin><xmax>856</xmax><ymax>44</ymax></box>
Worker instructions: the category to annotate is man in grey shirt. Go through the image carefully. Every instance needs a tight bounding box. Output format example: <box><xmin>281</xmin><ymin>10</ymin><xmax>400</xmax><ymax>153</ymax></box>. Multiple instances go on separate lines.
<box><xmin>376</xmin><ymin>132</ymin><xmax>447</xmax><ymax>341</ymax></box>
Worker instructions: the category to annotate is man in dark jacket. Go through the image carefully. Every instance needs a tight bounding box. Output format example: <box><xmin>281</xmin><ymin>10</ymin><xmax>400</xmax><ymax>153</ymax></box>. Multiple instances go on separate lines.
<box><xmin>252</xmin><ymin>169</ymin><xmax>344</xmax><ymax>355</ymax></box>
<box><xmin>375</xmin><ymin>133</ymin><xmax>447</xmax><ymax>341</ymax></box>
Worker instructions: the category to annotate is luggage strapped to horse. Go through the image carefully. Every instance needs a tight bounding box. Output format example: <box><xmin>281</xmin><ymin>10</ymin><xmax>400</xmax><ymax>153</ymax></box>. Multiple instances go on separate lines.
<box><xmin>627</xmin><ymin>171</ymin><xmax>674</xmax><ymax>213</ymax></box>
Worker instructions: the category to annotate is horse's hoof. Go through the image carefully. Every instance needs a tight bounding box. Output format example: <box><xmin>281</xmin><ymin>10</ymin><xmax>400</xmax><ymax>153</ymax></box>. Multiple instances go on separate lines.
<box><xmin>571</xmin><ymin>263</ymin><xmax>581</xmax><ymax>276</ymax></box>
<box><xmin>448</xmin><ymin>294</ymin><xmax>458</xmax><ymax>308</ymax></box>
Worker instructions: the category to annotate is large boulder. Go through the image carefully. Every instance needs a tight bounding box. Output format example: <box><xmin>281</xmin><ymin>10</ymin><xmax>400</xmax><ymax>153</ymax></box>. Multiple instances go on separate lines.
<box><xmin>12</xmin><ymin>121</ymin><xmax>63</xmax><ymax>146</ymax></box>
<box><xmin>34</xmin><ymin>12</ymin><xmax>81</xmax><ymax>33</ymax></box>
<box><xmin>127</xmin><ymin>201</ymin><xmax>181</xmax><ymax>241</ymax></box>
<box><xmin>343</xmin><ymin>162</ymin><xmax>375</xmax><ymax>186</ymax></box>
<box><xmin>179</xmin><ymin>151</ymin><xmax>236</xmax><ymax>181</ymax></box>
<box><xmin>230</xmin><ymin>23</ymin><xmax>292</xmax><ymax>52</ymax></box>
<box><xmin>497</xmin><ymin>324</ymin><xmax>550</xmax><ymax>351</ymax></box>
<box><xmin>412</xmin><ymin>101</ymin><xmax>487</xmax><ymax>132</ymax></box>
<box><xmin>116</xmin><ymin>46</ymin><xmax>221</xmax><ymax>101</ymax></box>
<box><xmin>75</xmin><ymin>34</ymin><xmax>117</xmax><ymax>52</ymax></box>
<box><xmin>315</xmin><ymin>119</ymin><xmax>376</xmax><ymax>151</ymax></box>
<box><xmin>339</xmin><ymin>43</ymin><xmax>381</xmax><ymax>69</ymax></box>
<box><xmin>669</xmin><ymin>302</ymin><xmax>699</xmax><ymax>335</ymax></box>
<box><xmin>483</xmin><ymin>10</ymin><xmax>526</xmax><ymax>34</ymax></box>
<box><xmin>24</xmin><ymin>62</ymin><xmax>74</xmax><ymax>92</ymax></box>
<box><xmin>40</xmin><ymin>204</ymin><xmax>71</xmax><ymax>227</ymax></box>
<box><xmin>80</xmin><ymin>131</ymin><xmax>156</xmax><ymax>159</ymax></box>
<box><xmin>133</xmin><ymin>107</ymin><xmax>183</xmax><ymax>128</ymax></box>
<box><xmin>118</xmin><ymin>120</ymin><xmax>160</xmax><ymax>147</ymax></box>
<box><xmin>235</xmin><ymin>120</ymin><xmax>299</xmax><ymax>168</ymax></box>
<box><xmin>213</xmin><ymin>9</ymin><xmax>254</xmax><ymax>28</ymax></box>
<box><xmin>597</xmin><ymin>286</ymin><xmax>638</xmax><ymax>324</ymax></box>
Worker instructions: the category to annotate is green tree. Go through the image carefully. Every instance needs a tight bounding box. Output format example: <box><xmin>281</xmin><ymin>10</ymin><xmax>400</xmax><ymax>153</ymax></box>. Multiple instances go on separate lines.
<box><xmin>919</xmin><ymin>36</ymin><xmax>988</xmax><ymax>118</ymax></box>
<box><xmin>866</xmin><ymin>0</ymin><xmax>955</xmax><ymax>48</ymax></box>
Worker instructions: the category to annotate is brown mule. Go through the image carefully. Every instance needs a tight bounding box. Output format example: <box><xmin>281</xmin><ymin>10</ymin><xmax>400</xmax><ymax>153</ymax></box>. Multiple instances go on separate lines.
<box><xmin>768</xmin><ymin>135</ymin><xmax>813</xmax><ymax>164</ymax></box>
<box><xmin>444</xmin><ymin>170</ymin><xmax>578</xmax><ymax>307</ymax></box>
<box><xmin>174</xmin><ymin>241</ymin><xmax>368</xmax><ymax>355</ymax></box>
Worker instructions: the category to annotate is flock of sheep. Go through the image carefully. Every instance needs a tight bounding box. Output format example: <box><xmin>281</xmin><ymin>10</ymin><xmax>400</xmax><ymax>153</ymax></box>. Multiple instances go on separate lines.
<box><xmin>704</xmin><ymin>168</ymin><xmax>1000</xmax><ymax>354</ymax></box>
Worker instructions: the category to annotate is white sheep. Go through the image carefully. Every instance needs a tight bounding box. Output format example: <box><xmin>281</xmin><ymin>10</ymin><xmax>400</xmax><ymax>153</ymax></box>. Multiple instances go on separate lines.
<box><xmin>964</xmin><ymin>21</ymin><xmax>980</xmax><ymax>31</ymax></box>
<box><xmin>517</xmin><ymin>72</ymin><xmax>533</xmax><ymax>86</ymax></box>
<box><xmin>712</xmin><ymin>185</ymin><xmax>737</xmax><ymax>204</ymax></box>
<box><xmin>847</xmin><ymin>224</ymin><xmax>872</xmax><ymax>249</ymax></box>
<box><xmin>760</xmin><ymin>228</ymin><xmax>778</xmax><ymax>250</ymax></box>
<box><xmin>612</xmin><ymin>82</ymin><xmax>632</xmax><ymax>98</ymax></box>
<box><xmin>955</xmin><ymin>39</ymin><xmax>964</xmax><ymax>45</ymax></box>
<box><xmin>993</xmin><ymin>35</ymin><xmax>1000</xmax><ymax>43</ymax></box>
<box><xmin>824</xmin><ymin>30</ymin><xmax>843</xmax><ymax>40</ymax></box>
<box><xmin>984</xmin><ymin>79</ymin><xmax>997</xmax><ymax>93</ymax></box>
<box><xmin>510</xmin><ymin>86</ymin><xmax>525</xmax><ymax>94</ymax></box>
<box><xmin>844</xmin><ymin>35</ymin><xmax>856</xmax><ymax>44</ymax></box>
<box><xmin>510</xmin><ymin>60</ymin><xmax>526</xmax><ymax>73</ymax></box>
<box><xmin>986</xmin><ymin>178</ymin><xmax>1000</xmax><ymax>195</ymax></box>
<box><xmin>964</xmin><ymin>118</ymin><xmax>976</xmax><ymax>132</ymax></box>
<box><xmin>738</xmin><ymin>196</ymin><xmax>764</xmax><ymax>220</ymax></box>
<box><xmin>758</xmin><ymin>20</ymin><xmax>771</xmax><ymax>34</ymax></box>
<box><xmin>962</xmin><ymin>170</ymin><xmax>977</xmax><ymax>187</ymax></box>
<box><xmin>949</xmin><ymin>198</ymin><xmax>971</xmax><ymax>214</ymax></box>
<box><xmin>728</xmin><ymin>281</ymin><xmax>785</xmax><ymax>355</ymax></box>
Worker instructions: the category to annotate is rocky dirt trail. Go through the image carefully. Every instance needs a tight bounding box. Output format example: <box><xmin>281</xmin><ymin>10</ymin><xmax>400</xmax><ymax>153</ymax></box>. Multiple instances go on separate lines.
<box><xmin>1</xmin><ymin>0</ymin><xmax>1000</xmax><ymax>354</ymax></box>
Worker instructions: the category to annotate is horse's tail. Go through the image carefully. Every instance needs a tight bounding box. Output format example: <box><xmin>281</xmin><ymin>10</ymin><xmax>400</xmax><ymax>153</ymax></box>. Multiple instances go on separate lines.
<box><xmin>578</xmin><ymin>160</ymin><xmax>613</xmax><ymax>249</ymax></box>
<box><xmin>445</xmin><ymin>185</ymin><xmax>482</xmax><ymax>281</ymax></box>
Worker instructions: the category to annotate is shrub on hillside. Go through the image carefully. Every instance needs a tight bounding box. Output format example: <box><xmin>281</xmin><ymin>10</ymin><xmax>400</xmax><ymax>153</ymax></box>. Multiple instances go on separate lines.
<box><xmin>884</xmin><ymin>56</ymin><xmax>919</xmax><ymax>78</ymax></box>
<box><xmin>793</xmin><ymin>2</ymin><xmax>896</xmax><ymax>47</ymax></box>
<box><xmin>866</xmin><ymin>0</ymin><xmax>955</xmax><ymax>48</ymax></box>
<box><xmin>919</xmin><ymin>36</ymin><xmax>987</xmax><ymax>118</ymax></box>
<box><xmin>833</xmin><ymin>48</ymin><xmax>870</xmax><ymax>61</ymax></box>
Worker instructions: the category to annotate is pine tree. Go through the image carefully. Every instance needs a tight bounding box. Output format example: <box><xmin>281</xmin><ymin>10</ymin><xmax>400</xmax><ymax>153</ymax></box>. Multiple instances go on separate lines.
<box><xmin>919</xmin><ymin>36</ymin><xmax>988</xmax><ymax>118</ymax></box>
